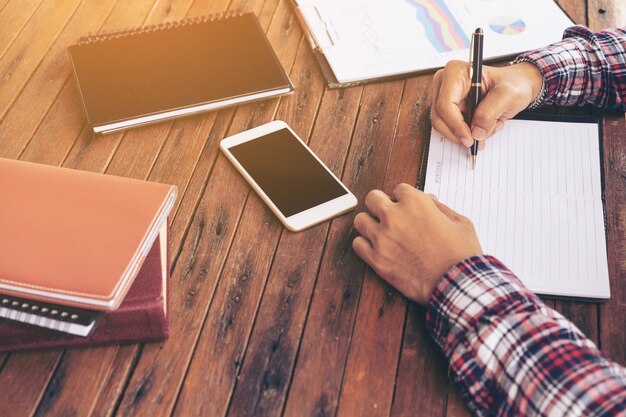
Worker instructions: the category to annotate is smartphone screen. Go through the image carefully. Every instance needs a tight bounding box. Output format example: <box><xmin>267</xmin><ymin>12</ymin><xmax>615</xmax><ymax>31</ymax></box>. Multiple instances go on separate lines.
<box><xmin>228</xmin><ymin>128</ymin><xmax>348</xmax><ymax>217</ymax></box>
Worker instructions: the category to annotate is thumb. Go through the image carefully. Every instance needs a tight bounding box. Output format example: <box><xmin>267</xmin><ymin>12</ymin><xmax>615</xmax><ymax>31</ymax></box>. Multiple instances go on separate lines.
<box><xmin>470</xmin><ymin>85</ymin><xmax>520</xmax><ymax>140</ymax></box>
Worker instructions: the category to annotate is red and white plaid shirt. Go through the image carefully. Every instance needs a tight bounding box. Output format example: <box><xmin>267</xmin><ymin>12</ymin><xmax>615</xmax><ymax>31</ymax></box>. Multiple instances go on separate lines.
<box><xmin>427</xmin><ymin>256</ymin><xmax>626</xmax><ymax>417</ymax></box>
<box><xmin>426</xmin><ymin>27</ymin><xmax>626</xmax><ymax>417</ymax></box>
<box><xmin>517</xmin><ymin>25</ymin><xmax>626</xmax><ymax>110</ymax></box>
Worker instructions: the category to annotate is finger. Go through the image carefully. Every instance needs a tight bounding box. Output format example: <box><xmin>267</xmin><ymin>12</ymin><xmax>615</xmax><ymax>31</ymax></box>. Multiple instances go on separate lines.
<box><xmin>431</xmin><ymin>112</ymin><xmax>464</xmax><ymax>146</ymax></box>
<box><xmin>430</xmin><ymin>69</ymin><xmax>443</xmax><ymax>113</ymax></box>
<box><xmin>364</xmin><ymin>189</ymin><xmax>394</xmax><ymax>220</ymax></box>
<box><xmin>353</xmin><ymin>212</ymin><xmax>379</xmax><ymax>241</ymax></box>
<box><xmin>352</xmin><ymin>236</ymin><xmax>376</xmax><ymax>266</ymax></box>
<box><xmin>434</xmin><ymin>61</ymin><xmax>473</xmax><ymax>147</ymax></box>
<box><xmin>479</xmin><ymin>140</ymin><xmax>486</xmax><ymax>151</ymax></box>
<box><xmin>431</xmin><ymin>71</ymin><xmax>463</xmax><ymax>146</ymax></box>
<box><xmin>391</xmin><ymin>183</ymin><xmax>418</xmax><ymax>202</ymax></box>
<box><xmin>431</xmin><ymin>199</ymin><xmax>462</xmax><ymax>221</ymax></box>
<box><xmin>470</xmin><ymin>86</ymin><xmax>519</xmax><ymax>140</ymax></box>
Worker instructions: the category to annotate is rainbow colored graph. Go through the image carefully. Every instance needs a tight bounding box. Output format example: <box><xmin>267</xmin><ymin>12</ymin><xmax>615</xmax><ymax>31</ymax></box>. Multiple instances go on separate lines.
<box><xmin>408</xmin><ymin>0</ymin><xmax>469</xmax><ymax>52</ymax></box>
<box><xmin>489</xmin><ymin>16</ymin><xmax>526</xmax><ymax>35</ymax></box>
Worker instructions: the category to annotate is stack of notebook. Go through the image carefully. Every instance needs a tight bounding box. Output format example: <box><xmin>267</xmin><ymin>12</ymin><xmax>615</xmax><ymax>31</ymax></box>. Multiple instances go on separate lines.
<box><xmin>0</xmin><ymin>158</ymin><xmax>177</xmax><ymax>351</ymax></box>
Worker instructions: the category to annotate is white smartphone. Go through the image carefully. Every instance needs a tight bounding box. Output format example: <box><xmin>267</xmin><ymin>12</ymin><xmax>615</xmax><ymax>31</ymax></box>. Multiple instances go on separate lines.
<box><xmin>220</xmin><ymin>120</ymin><xmax>357</xmax><ymax>231</ymax></box>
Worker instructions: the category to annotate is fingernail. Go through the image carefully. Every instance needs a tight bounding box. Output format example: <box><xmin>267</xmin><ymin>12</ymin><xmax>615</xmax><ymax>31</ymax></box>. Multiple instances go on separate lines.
<box><xmin>461</xmin><ymin>137</ymin><xmax>473</xmax><ymax>147</ymax></box>
<box><xmin>471</xmin><ymin>126</ymin><xmax>487</xmax><ymax>139</ymax></box>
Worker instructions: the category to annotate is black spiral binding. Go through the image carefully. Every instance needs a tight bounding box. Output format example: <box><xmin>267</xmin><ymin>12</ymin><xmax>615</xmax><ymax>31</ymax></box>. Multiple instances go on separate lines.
<box><xmin>0</xmin><ymin>293</ymin><xmax>100</xmax><ymax>326</ymax></box>
<box><xmin>77</xmin><ymin>11</ymin><xmax>242</xmax><ymax>45</ymax></box>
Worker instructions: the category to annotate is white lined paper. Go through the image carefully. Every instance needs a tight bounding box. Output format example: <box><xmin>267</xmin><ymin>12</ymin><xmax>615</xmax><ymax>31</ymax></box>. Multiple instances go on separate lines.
<box><xmin>424</xmin><ymin>119</ymin><xmax>610</xmax><ymax>299</ymax></box>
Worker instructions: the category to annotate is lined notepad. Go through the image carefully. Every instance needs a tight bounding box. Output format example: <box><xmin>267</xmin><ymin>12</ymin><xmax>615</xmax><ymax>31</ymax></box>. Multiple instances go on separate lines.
<box><xmin>424</xmin><ymin>119</ymin><xmax>610</xmax><ymax>299</ymax></box>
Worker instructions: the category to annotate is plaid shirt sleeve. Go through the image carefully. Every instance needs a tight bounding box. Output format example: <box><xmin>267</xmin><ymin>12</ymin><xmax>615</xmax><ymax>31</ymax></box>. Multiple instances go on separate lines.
<box><xmin>514</xmin><ymin>25</ymin><xmax>626</xmax><ymax>110</ymax></box>
<box><xmin>426</xmin><ymin>255</ymin><xmax>626</xmax><ymax>417</ymax></box>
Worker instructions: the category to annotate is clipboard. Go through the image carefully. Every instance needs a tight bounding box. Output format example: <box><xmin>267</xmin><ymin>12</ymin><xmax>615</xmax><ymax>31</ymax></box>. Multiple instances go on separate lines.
<box><xmin>289</xmin><ymin>0</ymin><xmax>575</xmax><ymax>89</ymax></box>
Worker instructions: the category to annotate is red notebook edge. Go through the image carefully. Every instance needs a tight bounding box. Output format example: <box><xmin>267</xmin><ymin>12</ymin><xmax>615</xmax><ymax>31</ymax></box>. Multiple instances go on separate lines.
<box><xmin>0</xmin><ymin>227</ymin><xmax>170</xmax><ymax>352</ymax></box>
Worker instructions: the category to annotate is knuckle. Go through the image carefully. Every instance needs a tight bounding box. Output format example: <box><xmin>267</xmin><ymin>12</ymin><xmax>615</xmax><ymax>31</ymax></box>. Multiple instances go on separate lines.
<box><xmin>368</xmin><ymin>231</ymin><xmax>381</xmax><ymax>249</ymax></box>
<box><xmin>394</xmin><ymin>182</ymin><xmax>412</xmax><ymax>195</ymax></box>
<box><xmin>364</xmin><ymin>190</ymin><xmax>377</xmax><ymax>206</ymax></box>
<box><xmin>378</xmin><ymin>202</ymin><xmax>392</xmax><ymax>218</ymax></box>
<box><xmin>460</xmin><ymin>214</ymin><xmax>473</xmax><ymax>226</ymax></box>
<box><xmin>444</xmin><ymin>60</ymin><xmax>464</xmax><ymax>71</ymax></box>
<box><xmin>450</xmin><ymin>125</ymin><xmax>468</xmax><ymax>139</ymax></box>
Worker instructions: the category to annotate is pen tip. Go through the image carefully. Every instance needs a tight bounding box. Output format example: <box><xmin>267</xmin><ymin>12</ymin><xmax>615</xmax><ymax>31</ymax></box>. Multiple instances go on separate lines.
<box><xmin>471</xmin><ymin>155</ymin><xmax>476</xmax><ymax>170</ymax></box>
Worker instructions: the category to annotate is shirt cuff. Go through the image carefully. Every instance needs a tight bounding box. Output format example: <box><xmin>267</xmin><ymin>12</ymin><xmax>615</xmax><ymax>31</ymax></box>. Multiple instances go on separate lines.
<box><xmin>513</xmin><ymin>25</ymin><xmax>598</xmax><ymax>108</ymax></box>
<box><xmin>425</xmin><ymin>255</ymin><xmax>542</xmax><ymax>357</ymax></box>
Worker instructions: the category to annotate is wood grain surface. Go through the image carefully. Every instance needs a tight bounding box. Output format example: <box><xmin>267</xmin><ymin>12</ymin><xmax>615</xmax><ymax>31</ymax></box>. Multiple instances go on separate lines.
<box><xmin>0</xmin><ymin>1</ymin><xmax>623</xmax><ymax>416</ymax></box>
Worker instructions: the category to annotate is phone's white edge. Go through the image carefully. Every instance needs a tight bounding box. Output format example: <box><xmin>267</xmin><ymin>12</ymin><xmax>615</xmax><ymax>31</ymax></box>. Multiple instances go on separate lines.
<box><xmin>220</xmin><ymin>120</ymin><xmax>357</xmax><ymax>232</ymax></box>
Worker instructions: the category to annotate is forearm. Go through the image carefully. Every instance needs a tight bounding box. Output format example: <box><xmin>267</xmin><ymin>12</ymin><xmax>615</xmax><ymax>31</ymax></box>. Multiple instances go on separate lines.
<box><xmin>515</xmin><ymin>25</ymin><xmax>626</xmax><ymax>110</ymax></box>
<box><xmin>426</xmin><ymin>255</ymin><xmax>626</xmax><ymax>417</ymax></box>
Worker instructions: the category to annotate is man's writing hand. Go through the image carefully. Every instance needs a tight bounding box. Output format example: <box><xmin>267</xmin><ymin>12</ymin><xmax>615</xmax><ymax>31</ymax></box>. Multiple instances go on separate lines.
<box><xmin>431</xmin><ymin>60</ymin><xmax>544</xmax><ymax>147</ymax></box>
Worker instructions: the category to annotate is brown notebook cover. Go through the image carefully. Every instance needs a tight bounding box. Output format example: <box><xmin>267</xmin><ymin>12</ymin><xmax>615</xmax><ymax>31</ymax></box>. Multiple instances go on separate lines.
<box><xmin>0</xmin><ymin>158</ymin><xmax>177</xmax><ymax>311</ymax></box>
<box><xmin>0</xmin><ymin>232</ymin><xmax>169</xmax><ymax>352</ymax></box>
<box><xmin>68</xmin><ymin>12</ymin><xmax>294</xmax><ymax>133</ymax></box>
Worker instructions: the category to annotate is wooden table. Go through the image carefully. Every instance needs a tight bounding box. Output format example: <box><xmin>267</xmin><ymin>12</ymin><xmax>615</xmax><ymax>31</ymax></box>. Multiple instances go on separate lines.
<box><xmin>0</xmin><ymin>1</ymin><xmax>624</xmax><ymax>416</ymax></box>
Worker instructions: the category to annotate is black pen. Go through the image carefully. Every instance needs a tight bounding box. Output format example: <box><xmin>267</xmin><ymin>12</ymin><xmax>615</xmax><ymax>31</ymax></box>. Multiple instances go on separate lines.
<box><xmin>468</xmin><ymin>28</ymin><xmax>484</xmax><ymax>170</ymax></box>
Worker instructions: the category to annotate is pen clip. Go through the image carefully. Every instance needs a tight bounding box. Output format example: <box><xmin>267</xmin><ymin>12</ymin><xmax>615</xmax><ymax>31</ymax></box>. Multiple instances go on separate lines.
<box><xmin>468</xmin><ymin>33</ymin><xmax>474</xmax><ymax>81</ymax></box>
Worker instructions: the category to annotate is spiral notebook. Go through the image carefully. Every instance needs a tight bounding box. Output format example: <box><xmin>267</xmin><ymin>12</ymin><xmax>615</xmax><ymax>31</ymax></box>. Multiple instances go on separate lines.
<box><xmin>68</xmin><ymin>12</ymin><xmax>294</xmax><ymax>134</ymax></box>
<box><xmin>422</xmin><ymin>114</ymin><xmax>610</xmax><ymax>300</ymax></box>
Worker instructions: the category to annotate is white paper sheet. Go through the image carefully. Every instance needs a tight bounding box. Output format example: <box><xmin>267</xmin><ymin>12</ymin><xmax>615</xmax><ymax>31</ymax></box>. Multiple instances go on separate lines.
<box><xmin>295</xmin><ymin>0</ymin><xmax>573</xmax><ymax>84</ymax></box>
<box><xmin>423</xmin><ymin>119</ymin><xmax>610</xmax><ymax>299</ymax></box>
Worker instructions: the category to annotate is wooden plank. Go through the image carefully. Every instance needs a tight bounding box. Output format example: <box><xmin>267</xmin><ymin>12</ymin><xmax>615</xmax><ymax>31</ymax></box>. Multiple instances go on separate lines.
<box><xmin>0</xmin><ymin>2</ymin><xmax>140</xmax><ymax>417</ymax></box>
<box><xmin>166</xmin><ymin>108</ymin><xmax>236</xmax><ymax>250</ymax></box>
<box><xmin>587</xmin><ymin>0</ymin><xmax>619</xmax><ymax>30</ymax></box>
<box><xmin>77</xmin><ymin>117</ymin><xmax>236</xmax><ymax>417</ymax></box>
<box><xmin>0</xmin><ymin>351</ymin><xmax>62</xmax><ymax>417</ymax></box>
<box><xmin>336</xmin><ymin>74</ymin><xmax>432</xmax><ymax>417</ymax></box>
<box><xmin>0</xmin><ymin>0</ymin><xmax>82</xmax><ymax>121</ymax></box>
<box><xmin>73</xmin><ymin>0</ymin><xmax>278</xmax><ymax>413</ymax></box>
<box><xmin>384</xmin><ymin>76</ymin><xmax>448</xmax><ymax>417</ymax></box>
<box><xmin>599</xmin><ymin>115</ymin><xmax>626</xmax><ymax>364</ymax></box>
<box><xmin>223</xmin><ymin>88</ymin><xmax>363</xmax><ymax>417</ymax></box>
<box><xmin>556</xmin><ymin>0</ymin><xmax>588</xmax><ymax>24</ymax></box>
<box><xmin>282</xmin><ymin>79</ymin><xmax>404</xmax><ymax>417</ymax></box>
<box><xmin>552</xmin><ymin>0</ymin><xmax>598</xmax><ymax>347</ymax></box>
<box><xmin>588</xmin><ymin>0</ymin><xmax>625</xmax><ymax>363</ymax></box>
<box><xmin>33</xmin><ymin>347</ymin><xmax>124</xmax><ymax>417</ymax></box>
<box><xmin>108</xmin><ymin>2</ymin><xmax>308</xmax><ymax>417</ymax></box>
<box><xmin>0</xmin><ymin>2</ymin><xmax>206</xmax><ymax>417</ymax></box>
<box><xmin>0</xmin><ymin>0</ymin><xmax>44</xmax><ymax>61</ymax></box>
<box><xmin>392</xmin><ymin>304</ymin><xmax>450</xmax><ymax>417</ymax></box>
<box><xmin>173</xmin><ymin>34</ymin><xmax>327</xmax><ymax>417</ymax></box>
<box><xmin>88</xmin><ymin>345</ymin><xmax>142</xmax><ymax>417</ymax></box>
<box><xmin>0</xmin><ymin>0</ymin><xmax>119</xmax><ymax>160</ymax></box>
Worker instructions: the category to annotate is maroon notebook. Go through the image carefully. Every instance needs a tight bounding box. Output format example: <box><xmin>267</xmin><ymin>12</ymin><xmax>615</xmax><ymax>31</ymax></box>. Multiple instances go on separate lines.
<box><xmin>0</xmin><ymin>233</ymin><xmax>169</xmax><ymax>352</ymax></box>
